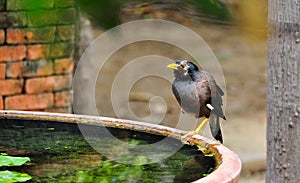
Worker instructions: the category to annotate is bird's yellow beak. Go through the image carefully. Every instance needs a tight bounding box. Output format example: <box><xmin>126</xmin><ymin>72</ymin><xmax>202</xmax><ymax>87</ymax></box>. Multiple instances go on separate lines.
<box><xmin>167</xmin><ymin>63</ymin><xmax>178</xmax><ymax>70</ymax></box>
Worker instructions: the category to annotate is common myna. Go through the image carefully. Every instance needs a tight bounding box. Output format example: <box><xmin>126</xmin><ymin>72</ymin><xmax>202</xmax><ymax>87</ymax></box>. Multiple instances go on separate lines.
<box><xmin>167</xmin><ymin>60</ymin><xmax>226</xmax><ymax>143</ymax></box>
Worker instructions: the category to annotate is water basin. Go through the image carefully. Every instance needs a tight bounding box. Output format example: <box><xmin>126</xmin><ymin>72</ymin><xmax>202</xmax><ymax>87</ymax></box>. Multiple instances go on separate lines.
<box><xmin>0</xmin><ymin>110</ymin><xmax>241</xmax><ymax>183</ymax></box>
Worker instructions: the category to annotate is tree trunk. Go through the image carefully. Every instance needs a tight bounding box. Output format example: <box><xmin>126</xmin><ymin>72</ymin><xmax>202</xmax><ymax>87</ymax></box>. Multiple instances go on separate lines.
<box><xmin>267</xmin><ymin>0</ymin><xmax>300</xmax><ymax>182</ymax></box>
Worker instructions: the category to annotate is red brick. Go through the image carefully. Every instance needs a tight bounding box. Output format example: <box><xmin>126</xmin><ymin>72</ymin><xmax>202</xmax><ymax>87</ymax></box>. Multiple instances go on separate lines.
<box><xmin>7</xmin><ymin>28</ymin><xmax>55</xmax><ymax>44</ymax></box>
<box><xmin>56</xmin><ymin>8</ymin><xmax>76</xmax><ymax>24</ymax></box>
<box><xmin>6</xmin><ymin>62</ymin><xmax>24</xmax><ymax>78</ymax></box>
<box><xmin>54</xmin><ymin>0</ymin><xmax>74</xmax><ymax>8</ymax></box>
<box><xmin>7</xmin><ymin>29</ymin><xmax>31</xmax><ymax>44</ymax></box>
<box><xmin>0</xmin><ymin>46</ymin><xmax>26</xmax><ymax>62</ymax></box>
<box><xmin>24</xmin><ymin>60</ymin><xmax>53</xmax><ymax>77</ymax></box>
<box><xmin>54</xmin><ymin>58</ymin><xmax>74</xmax><ymax>74</ymax></box>
<box><xmin>49</xmin><ymin>42</ymin><xmax>74</xmax><ymax>58</ymax></box>
<box><xmin>25</xmin><ymin>75</ymin><xmax>72</xmax><ymax>94</ymax></box>
<box><xmin>54</xmin><ymin>91</ymin><xmax>72</xmax><ymax>107</ymax></box>
<box><xmin>28</xmin><ymin>44</ymin><xmax>50</xmax><ymax>60</ymax></box>
<box><xmin>0</xmin><ymin>79</ymin><xmax>23</xmax><ymax>96</ymax></box>
<box><xmin>0</xmin><ymin>64</ymin><xmax>5</xmax><ymax>79</ymax></box>
<box><xmin>0</xmin><ymin>96</ymin><xmax>3</xmax><ymax>110</ymax></box>
<box><xmin>7</xmin><ymin>0</ymin><xmax>54</xmax><ymax>10</ymax></box>
<box><xmin>5</xmin><ymin>93</ymin><xmax>54</xmax><ymax>110</ymax></box>
<box><xmin>23</xmin><ymin>60</ymin><xmax>53</xmax><ymax>77</ymax></box>
<box><xmin>0</xmin><ymin>29</ymin><xmax>4</xmax><ymax>44</ymax></box>
<box><xmin>7</xmin><ymin>60</ymin><xmax>53</xmax><ymax>78</ymax></box>
<box><xmin>56</xmin><ymin>25</ymin><xmax>75</xmax><ymax>41</ymax></box>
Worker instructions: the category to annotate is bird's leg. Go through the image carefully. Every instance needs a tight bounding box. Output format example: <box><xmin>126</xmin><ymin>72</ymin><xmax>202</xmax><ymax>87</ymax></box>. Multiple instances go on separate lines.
<box><xmin>181</xmin><ymin>118</ymin><xmax>210</xmax><ymax>145</ymax></box>
<box><xmin>194</xmin><ymin>118</ymin><xmax>209</xmax><ymax>134</ymax></box>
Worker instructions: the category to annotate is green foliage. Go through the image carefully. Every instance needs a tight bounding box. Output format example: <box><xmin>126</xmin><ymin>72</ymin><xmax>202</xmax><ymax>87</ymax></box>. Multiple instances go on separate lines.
<box><xmin>182</xmin><ymin>0</ymin><xmax>231</xmax><ymax>21</ymax></box>
<box><xmin>77</xmin><ymin>0</ymin><xmax>231</xmax><ymax>29</ymax></box>
<box><xmin>76</xmin><ymin>0</ymin><xmax>124</xmax><ymax>29</ymax></box>
<box><xmin>0</xmin><ymin>154</ymin><xmax>32</xmax><ymax>183</ymax></box>
<box><xmin>209</xmin><ymin>0</ymin><xmax>221</xmax><ymax>5</ymax></box>
<box><xmin>75</xmin><ymin>158</ymin><xmax>146</xmax><ymax>183</ymax></box>
<box><xmin>0</xmin><ymin>128</ymin><xmax>94</xmax><ymax>158</ymax></box>
<box><xmin>71</xmin><ymin>140</ymin><xmax>156</xmax><ymax>182</ymax></box>
<box><xmin>0</xmin><ymin>170</ymin><xmax>32</xmax><ymax>183</ymax></box>
<box><xmin>0</xmin><ymin>153</ymin><xmax>30</xmax><ymax>167</ymax></box>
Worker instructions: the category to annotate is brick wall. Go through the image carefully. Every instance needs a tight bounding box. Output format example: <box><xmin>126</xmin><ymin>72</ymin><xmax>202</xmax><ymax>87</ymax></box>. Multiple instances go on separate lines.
<box><xmin>0</xmin><ymin>0</ymin><xmax>76</xmax><ymax>113</ymax></box>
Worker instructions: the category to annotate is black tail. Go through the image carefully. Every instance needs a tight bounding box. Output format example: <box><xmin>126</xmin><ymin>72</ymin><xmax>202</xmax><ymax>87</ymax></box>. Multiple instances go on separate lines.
<box><xmin>209</xmin><ymin>116</ymin><xmax>223</xmax><ymax>143</ymax></box>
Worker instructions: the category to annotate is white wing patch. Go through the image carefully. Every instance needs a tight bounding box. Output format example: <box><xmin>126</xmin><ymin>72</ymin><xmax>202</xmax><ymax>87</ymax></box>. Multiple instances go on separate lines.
<box><xmin>206</xmin><ymin>103</ymin><xmax>214</xmax><ymax>110</ymax></box>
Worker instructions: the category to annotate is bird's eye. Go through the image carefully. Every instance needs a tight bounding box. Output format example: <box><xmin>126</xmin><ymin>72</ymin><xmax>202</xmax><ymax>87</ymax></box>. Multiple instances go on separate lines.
<box><xmin>180</xmin><ymin>61</ymin><xmax>186</xmax><ymax>68</ymax></box>
<box><xmin>180</xmin><ymin>60</ymin><xmax>190</xmax><ymax>71</ymax></box>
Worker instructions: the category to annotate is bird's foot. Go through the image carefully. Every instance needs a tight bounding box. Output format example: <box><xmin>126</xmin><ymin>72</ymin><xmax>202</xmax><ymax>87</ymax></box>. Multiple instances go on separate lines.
<box><xmin>181</xmin><ymin>131</ymin><xmax>199</xmax><ymax>145</ymax></box>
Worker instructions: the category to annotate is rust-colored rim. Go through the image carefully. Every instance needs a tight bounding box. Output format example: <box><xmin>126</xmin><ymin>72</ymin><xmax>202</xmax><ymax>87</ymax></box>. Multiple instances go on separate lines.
<box><xmin>0</xmin><ymin>110</ymin><xmax>241</xmax><ymax>183</ymax></box>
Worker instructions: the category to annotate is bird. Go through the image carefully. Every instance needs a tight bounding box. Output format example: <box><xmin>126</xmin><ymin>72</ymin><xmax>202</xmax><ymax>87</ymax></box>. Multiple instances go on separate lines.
<box><xmin>167</xmin><ymin>60</ymin><xmax>226</xmax><ymax>143</ymax></box>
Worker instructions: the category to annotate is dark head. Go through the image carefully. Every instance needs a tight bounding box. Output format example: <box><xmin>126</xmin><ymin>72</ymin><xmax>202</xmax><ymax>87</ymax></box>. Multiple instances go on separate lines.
<box><xmin>167</xmin><ymin>60</ymin><xmax>200</xmax><ymax>80</ymax></box>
